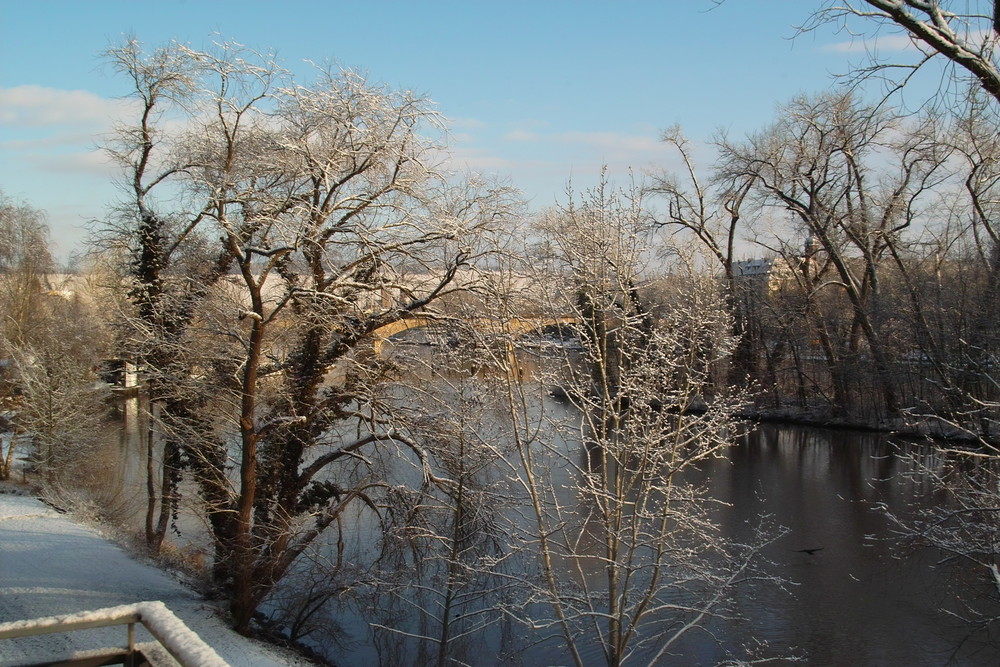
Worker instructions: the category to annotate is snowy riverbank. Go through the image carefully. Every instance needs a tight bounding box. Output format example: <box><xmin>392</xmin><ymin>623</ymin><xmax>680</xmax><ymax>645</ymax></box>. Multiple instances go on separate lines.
<box><xmin>0</xmin><ymin>490</ymin><xmax>311</xmax><ymax>666</ymax></box>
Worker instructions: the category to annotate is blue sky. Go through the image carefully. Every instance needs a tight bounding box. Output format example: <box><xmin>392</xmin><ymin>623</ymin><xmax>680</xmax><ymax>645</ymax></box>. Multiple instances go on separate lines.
<box><xmin>1</xmin><ymin>1</ymin><xmax>895</xmax><ymax>260</ymax></box>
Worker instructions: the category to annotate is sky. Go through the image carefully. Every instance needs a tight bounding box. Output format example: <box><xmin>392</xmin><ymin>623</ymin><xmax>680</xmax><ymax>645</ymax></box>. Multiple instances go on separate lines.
<box><xmin>0</xmin><ymin>0</ymin><xmax>905</xmax><ymax>261</ymax></box>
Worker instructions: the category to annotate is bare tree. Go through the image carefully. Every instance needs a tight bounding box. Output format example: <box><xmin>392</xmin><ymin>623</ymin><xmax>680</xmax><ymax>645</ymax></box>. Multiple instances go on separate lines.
<box><xmin>647</xmin><ymin>127</ymin><xmax>760</xmax><ymax>383</ymax></box>
<box><xmin>716</xmin><ymin>92</ymin><xmax>954</xmax><ymax>419</ymax></box>
<box><xmin>0</xmin><ymin>193</ymin><xmax>53</xmax><ymax>480</ymax></box>
<box><xmin>938</xmin><ymin>94</ymin><xmax>1000</xmax><ymax>423</ymax></box>
<box><xmin>805</xmin><ymin>1</ymin><xmax>1000</xmax><ymax>109</ymax></box>
<box><xmin>0</xmin><ymin>194</ymin><xmax>111</xmax><ymax>487</ymax></box>
<box><xmin>648</xmin><ymin>128</ymin><xmax>750</xmax><ymax>284</ymax></box>
<box><xmin>800</xmin><ymin>0</ymin><xmax>1000</xmax><ymax>645</ymax></box>
<box><xmin>4</xmin><ymin>300</ymin><xmax>110</xmax><ymax>487</ymax></box>
<box><xmin>473</xmin><ymin>176</ymin><xmax>779</xmax><ymax>666</ymax></box>
<box><xmin>101</xmin><ymin>37</ymin><xmax>520</xmax><ymax>633</ymax></box>
<box><xmin>366</xmin><ymin>342</ymin><xmax>515</xmax><ymax>667</ymax></box>
<box><xmin>0</xmin><ymin>192</ymin><xmax>53</xmax><ymax>347</ymax></box>
<box><xmin>101</xmin><ymin>37</ymin><xmax>217</xmax><ymax>553</ymax></box>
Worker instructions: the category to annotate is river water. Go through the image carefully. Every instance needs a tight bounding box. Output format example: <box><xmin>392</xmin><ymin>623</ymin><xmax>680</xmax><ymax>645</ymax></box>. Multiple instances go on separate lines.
<box><xmin>106</xmin><ymin>394</ymin><xmax>999</xmax><ymax>665</ymax></box>
<box><xmin>673</xmin><ymin>423</ymin><xmax>998</xmax><ymax>666</ymax></box>
<box><xmin>322</xmin><ymin>418</ymin><xmax>998</xmax><ymax>666</ymax></box>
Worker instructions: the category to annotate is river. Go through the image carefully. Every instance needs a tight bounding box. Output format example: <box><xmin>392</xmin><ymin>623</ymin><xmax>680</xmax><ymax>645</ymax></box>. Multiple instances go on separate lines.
<box><xmin>317</xmin><ymin>419</ymin><xmax>998</xmax><ymax>666</ymax></box>
<box><xmin>105</xmin><ymin>394</ymin><xmax>999</xmax><ymax>665</ymax></box>
<box><xmin>673</xmin><ymin>423</ymin><xmax>997</xmax><ymax>666</ymax></box>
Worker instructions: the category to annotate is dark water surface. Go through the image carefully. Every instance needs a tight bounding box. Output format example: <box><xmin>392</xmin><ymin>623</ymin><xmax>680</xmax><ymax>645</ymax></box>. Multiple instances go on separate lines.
<box><xmin>109</xmin><ymin>395</ymin><xmax>999</xmax><ymax>665</ymax></box>
<box><xmin>340</xmin><ymin>422</ymin><xmax>999</xmax><ymax>666</ymax></box>
<box><xmin>673</xmin><ymin>423</ymin><xmax>998</xmax><ymax>666</ymax></box>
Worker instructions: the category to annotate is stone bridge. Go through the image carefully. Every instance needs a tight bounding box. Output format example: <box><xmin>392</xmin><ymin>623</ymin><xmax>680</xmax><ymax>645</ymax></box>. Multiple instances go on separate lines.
<box><xmin>372</xmin><ymin>315</ymin><xmax>578</xmax><ymax>354</ymax></box>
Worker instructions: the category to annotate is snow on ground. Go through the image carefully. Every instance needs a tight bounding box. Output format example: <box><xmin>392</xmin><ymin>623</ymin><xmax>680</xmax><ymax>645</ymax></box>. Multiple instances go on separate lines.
<box><xmin>0</xmin><ymin>491</ymin><xmax>311</xmax><ymax>666</ymax></box>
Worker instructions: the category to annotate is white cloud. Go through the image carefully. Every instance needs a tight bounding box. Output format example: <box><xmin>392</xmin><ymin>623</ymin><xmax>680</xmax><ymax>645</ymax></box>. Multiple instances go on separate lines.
<box><xmin>498</xmin><ymin>127</ymin><xmax>672</xmax><ymax>154</ymax></box>
<box><xmin>822</xmin><ymin>33</ymin><xmax>916</xmax><ymax>53</ymax></box>
<box><xmin>553</xmin><ymin>131</ymin><xmax>671</xmax><ymax>155</ymax></box>
<box><xmin>504</xmin><ymin>129</ymin><xmax>540</xmax><ymax>142</ymax></box>
<box><xmin>447</xmin><ymin>116</ymin><xmax>489</xmax><ymax>131</ymax></box>
<box><xmin>452</xmin><ymin>127</ymin><xmax>682</xmax><ymax>179</ymax></box>
<box><xmin>1</xmin><ymin>131</ymin><xmax>104</xmax><ymax>152</ymax></box>
<box><xmin>27</xmin><ymin>149</ymin><xmax>115</xmax><ymax>176</ymax></box>
<box><xmin>448</xmin><ymin>145</ymin><xmax>545</xmax><ymax>171</ymax></box>
<box><xmin>0</xmin><ymin>85</ymin><xmax>135</xmax><ymax>129</ymax></box>
<box><xmin>823</xmin><ymin>28</ymin><xmax>993</xmax><ymax>54</ymax></box>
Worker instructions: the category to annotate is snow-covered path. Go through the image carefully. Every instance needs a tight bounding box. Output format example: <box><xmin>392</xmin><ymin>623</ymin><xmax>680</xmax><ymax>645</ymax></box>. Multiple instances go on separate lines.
<box><xmin>0</xmin><ymin>493</ymin><xmax>307</xmax><ymax>666</ymax></box>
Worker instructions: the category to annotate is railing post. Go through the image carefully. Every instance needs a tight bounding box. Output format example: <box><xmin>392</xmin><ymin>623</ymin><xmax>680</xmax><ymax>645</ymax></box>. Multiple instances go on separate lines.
<box><xmin>127</xmin><ymin>621</ymin><xmax>135</xmax><ymax>667</ymax></box>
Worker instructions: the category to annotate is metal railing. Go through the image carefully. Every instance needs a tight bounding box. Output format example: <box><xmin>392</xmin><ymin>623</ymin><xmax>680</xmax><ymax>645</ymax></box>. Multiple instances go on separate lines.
<box><xmin>0</xmin><ymin>601</ymin><xmax>230</xmax><ymax>667</ymax></box>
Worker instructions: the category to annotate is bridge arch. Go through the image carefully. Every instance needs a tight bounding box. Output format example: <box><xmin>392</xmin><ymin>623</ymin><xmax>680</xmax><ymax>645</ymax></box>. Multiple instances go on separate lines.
<box><xmin>371</xmin><ymin>315</ymin><xmax>578</xmax><ymax>354</ymax></box>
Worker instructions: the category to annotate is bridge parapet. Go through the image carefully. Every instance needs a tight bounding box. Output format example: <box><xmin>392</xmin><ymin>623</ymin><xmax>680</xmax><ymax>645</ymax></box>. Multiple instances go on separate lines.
<box><xmin>371</xmin><ymin>315</ymin><xmax>578</xmax><ymax>353</ymax></box>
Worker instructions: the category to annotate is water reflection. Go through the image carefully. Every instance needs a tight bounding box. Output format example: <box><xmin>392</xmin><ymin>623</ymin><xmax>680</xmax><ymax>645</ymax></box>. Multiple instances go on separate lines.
<box><xmin>676</xmin><ymin>424</ymin><xmax>998</xmax><ymax>666</ymax></box>
<box><xmin>103</xmin><ymin>384</ymin><xmax>999</xmax><ymax>664</ymax></box>
<box><xmin>335</xmin><ymin>419</ymin><xmax>999</xmax><ymax>666</ymax></box>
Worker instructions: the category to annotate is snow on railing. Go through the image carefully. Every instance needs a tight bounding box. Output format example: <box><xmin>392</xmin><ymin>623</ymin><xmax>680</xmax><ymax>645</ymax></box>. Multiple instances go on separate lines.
<box><xmin>0</xmin><ymin>600</ymin><xmax>230</xmax><ymax>666</ymax></box>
